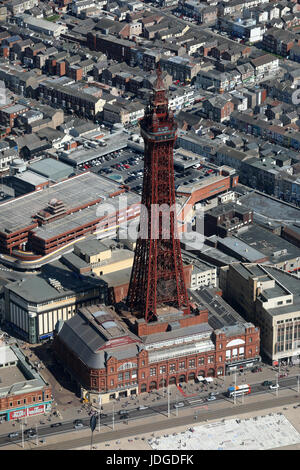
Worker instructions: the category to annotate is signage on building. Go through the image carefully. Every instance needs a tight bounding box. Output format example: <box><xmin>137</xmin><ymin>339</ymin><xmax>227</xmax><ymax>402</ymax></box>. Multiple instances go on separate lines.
<box><xmin>9</xmin><ymin>408</ymin><xmax>26</xmax><ymax>420</ymax></box>
<box><xmin>27</xmin><ymin>404</ymin><xmax>45</xmax><ymax>416</ymax></box>
<box><xmin>9</xmin><ymin>404</ymin><xmax>45</xmax><ymax>420</ymax></box>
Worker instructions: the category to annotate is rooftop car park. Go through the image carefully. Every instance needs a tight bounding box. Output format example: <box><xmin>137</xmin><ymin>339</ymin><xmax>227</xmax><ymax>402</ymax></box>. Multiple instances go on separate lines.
<box><xmin>78</xmin><ymin>147</ymin><xmax>220</xmax><ymax>197</ymax></box>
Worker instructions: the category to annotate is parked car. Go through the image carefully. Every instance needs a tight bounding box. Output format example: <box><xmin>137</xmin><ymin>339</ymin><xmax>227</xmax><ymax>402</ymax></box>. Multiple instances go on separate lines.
<box><xmin>8</xmin><ymin>432</ymin><xmax>19</xmax><ymax>439</ymax></box>
<box><xmin>270</xmin><ymin>384</ymin><xmax>279</xmax><ymax>390</ymax></box>
<box><xmin>120</xmin><ymin>414</ymin><xmax>129</xmax><ymax>420</ymax></box>
<box><xmin>74</xmin><ymin>423</ymin><xmax>84</xmax><ymax>429</ymax></box>
<box><xmin>173</xmin><ymin>402</ymin><xmax>184</xmax><ymax>408</ymax></box>
<box><xmin>73</xmin><ymin>419</ymin><xmax>83</xmax><ymax>425</ymax></box>
<box><xmin>138</xmin><ymin>405</ymin><xmax>149</xmax><ymax>411</ymax></box>
<box><xmin>24</xmin><ymin>428</ymin><xmax>36</xmax><ymax>437</ymax></box>
<box><xmin>207</xmin><ymin>395</ymin><xmax>217</xmax><ymax>401</ymax></box>
<box><xmin>51</xmin><ymin>422</ymin><xmax>62</xmax><ymax>428</ymax></box>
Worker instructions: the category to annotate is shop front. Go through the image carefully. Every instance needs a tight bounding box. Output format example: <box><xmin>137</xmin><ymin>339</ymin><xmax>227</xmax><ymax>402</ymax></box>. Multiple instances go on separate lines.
<box><xmin>3</xmin><ymin>401</ymin><xmax>52</xmax><ymax>422</ymax></box>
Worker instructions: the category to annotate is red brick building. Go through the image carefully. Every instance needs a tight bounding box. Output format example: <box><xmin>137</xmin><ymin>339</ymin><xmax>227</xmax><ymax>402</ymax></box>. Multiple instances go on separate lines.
<box><xmin>0</xmin><ymin>343</ymin><xmax>52</xmax><ymax>422</ymax></box>
<box><xmin>53</xmin><ymin>299</ymin><xmax>260</xmax><ymax>404</ymax></box>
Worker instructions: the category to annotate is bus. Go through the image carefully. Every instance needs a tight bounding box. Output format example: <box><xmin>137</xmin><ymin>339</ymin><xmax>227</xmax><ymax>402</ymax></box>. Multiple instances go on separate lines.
<box><xmin>227</xmin><ymin>384</ymin><xmax>251</xmax><ymax>398</ymax></box>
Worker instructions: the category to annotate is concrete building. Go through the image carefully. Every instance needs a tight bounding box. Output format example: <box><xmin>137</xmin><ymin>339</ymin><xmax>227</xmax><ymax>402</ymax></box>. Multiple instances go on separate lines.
<box><xmin>20</xmin><ymin>15</ymin><xmax>68</xmax><ymax>38</ymax></box>
<box><xmin>4</xmin><ymin>261</ymin><xmax>107</xmax><ymax>343</ymax></box>
<box><xmin>189</xmin><ymin>262</ymin><xmax>217</xmax><ymax>290</ymax></box>
<box><xmin>0</xmin><ymin>172</ymin><xmax>140</xmax><ymax>257</ymax></box>
<box><xmin>221</xmin><ymin>263</ymin><xmax>300</xmax><ymax>365</ymax></box>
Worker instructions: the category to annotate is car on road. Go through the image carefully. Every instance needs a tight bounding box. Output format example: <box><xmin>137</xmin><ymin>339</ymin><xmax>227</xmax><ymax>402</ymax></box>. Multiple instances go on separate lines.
<box><xmin>262</xmin><ymin>381</ymin><xmax>273</xmax><ymax>387</ymax></box>
<box><xmin>270</xmin><ymin>384</ymin><xmax>279</xmax><ymax>390</ymax></box>
<box><xmin>120</xmin><ymin>414</ymin><xmax>129</xmax><ymax>420</ymax></box>
<box><xmin>138</xmin><ymin>405</ymin><xmax>149</xmax><ymax>410</ymax></box>
<box><xmin>8</xmin><ymin>432</ymin><xmax>19</xmax><ymax>439</ymax></box>
<box><xmin>24</xmin><ymin>428</ymin><xmax>37</xmax><ymax>437</ymax></box>
<box><xmin>173</xmin><ymin>402</ymin><xmax>185</xmax><ymax>408</ymax></box>
<box><xmin>50</xmin><ymin>422</ymin><xmax>62</xmax><ymax>428</ymax></box>
<box><xmin>207</xmin><ymin>395</ymin><xmax>217</xmax><ymax>401</ymax></box>
<box><xmin>74</xmin><ymin>423</ymin><xmax>84</xmax><ymax>429</ymax></box>
<box><xmin>73</xmin><ymin>419</ymin><xmax>83</xmax><ymax>425</ymax></box>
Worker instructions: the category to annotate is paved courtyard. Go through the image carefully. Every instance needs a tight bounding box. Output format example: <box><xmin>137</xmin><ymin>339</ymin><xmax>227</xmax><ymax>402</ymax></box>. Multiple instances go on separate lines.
<box><xmin>148</xmin><ymin>413</ymin><xmax>300</xmax><ymax>450</ymax></box>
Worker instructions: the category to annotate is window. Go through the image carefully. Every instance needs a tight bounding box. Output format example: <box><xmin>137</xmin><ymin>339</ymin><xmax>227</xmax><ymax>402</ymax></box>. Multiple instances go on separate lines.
<box><xmin>9</xmin><ymin>402</ymin><xmax>13</xmax><ymax>407</ymax></box>
<box><xmin>24</xmin><ymin>399</ymin><xmax>26</xmax><ymax>404</ymax></box>
<box><xmin>219</xmin><ymin>343</ymin><xmax>222</xmax><ymax>349</ymax></box>
<box><xmin>141</xmin><ymin>372</ymin><xmax>145</xmax><ymax>379</ymax></box>
<box><xmin>179</xmin><ymin>361</ymin><xmax>185</xmax><ymax>369</ymax></box>
<box><xmin>118</xmin><ymin>373</ymin><xmax>123</xmax><ymax>382</ymax></box>
<box><xmin>219</xmin><ymin>356</ymin><xmax>222</xmax><ymax>362</ymax></box>
<box><xmin>198</xmin><ymin>357</ymin><xmax>205</xmax><ymax>365</ymax></box>
<box><xmin>160</xmin><ymin>365</ymin><xmax>167</xmax><ymax>374</ymax></box>
<box><xmin>110</xmin><ymin>379</ymin><xmax>114</xmax><ymax>386</ymax></box>
<box><xmin>169</xmin><ymin>363</ymin><xmax>176</xmax><ymax>372</ymax></box>
<box><xmin>249</xmin><ymin>337</ymin><xmax>252</xmax><ymax>343</ymax></box>
<box><xmin>141</xmin><ymin>360</ymin><xmax>145</xmax><ymax>366</ymax></box>
<box><xmin>17</xmin><ymin>401</ymin><xmax>21</xmax><ymax>405</ymax></box>
<box><xmin>150</xmin><ymin>368</ymin><xmax>156</xmax><ymax>376</ymax></box>
<box><xmin>33</xmin><ymin>396</ymin><xmax>36</xmax><ymax>402</ymax></box>
<box><xmin>189</xmin><ymin>359</ymin><xmax>195</xmax><ymax>368</ymax></box>
<box><xmin>110</xmin><ymin>367</ymin><xmax>114</xmax><ymax>373</ymax></box>
<box><xmin>208</xmin><ymin>356</ymin><xmax>214</xmax><ymax>364</ymax></box>
<box><xmin>125</xmin><ymin>372</ymin><xmax>130</xmax><ymax>380</ymax></box>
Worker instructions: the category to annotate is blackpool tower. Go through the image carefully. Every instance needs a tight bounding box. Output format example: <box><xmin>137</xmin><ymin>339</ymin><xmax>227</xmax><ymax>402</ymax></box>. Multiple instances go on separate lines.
<box><xmin>127</xmin><ymin>66</ymin><xmax>190</xmax><ymax>322</ymax></box>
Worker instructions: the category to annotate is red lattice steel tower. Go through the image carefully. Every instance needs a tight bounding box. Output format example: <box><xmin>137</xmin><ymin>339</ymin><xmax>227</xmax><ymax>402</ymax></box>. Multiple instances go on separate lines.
<box><xmin>127</xmin><ymin>66</ymin><xmax>190</xmax><ymax>322</ymax></box>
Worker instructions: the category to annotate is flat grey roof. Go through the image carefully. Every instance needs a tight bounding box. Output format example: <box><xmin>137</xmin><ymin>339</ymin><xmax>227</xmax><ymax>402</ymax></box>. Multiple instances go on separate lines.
<box><xmin>236</xmin><ymin>225</ymin><xmax>300</xmax><ymax>262</ymax></box>
<box><xmin>100</xmin><ymin>267</ymin><xmax>132</xmax><ymax>287</ymax></box>
<box><xmin>13</xmin><ymin>170</ymin><xmax>49</xmax><ymax>186</ymax></box>
<box><xmin>0</xmin><ymin>172</ymin><xmax>137</xmax><ymax>234</ymax></box>
<box><xmin>29</xmin><ymin>158</ymin><xmax>74</xmax><ymax>181</ymax></box>
<box><xmin>32</xmin><ymin>191</ymin><xmax>139</xmax><ymax>240</ymax></box>
<box><xmin>218</xmin><ymin>236</ymin><xmax>267</xmax><ymax>262</ymax></box>
<box><xmin>239</xmin><ymin>191</ymin><xmax>300</xmax><ymax>225</ymax></box>
<box><xmin>6</xmin><ymin>260</ymin><xmax>103</xmax><ymax>303</ymax></box>
<box><xmin>60</xmin><ymin>138</ymin><xmax>128</xmax><ymax>166</ymax></box>
<box><xmin>190</xmin><ymin>287</ymin><xmax>248</xmax><ymax>331</ymax></box>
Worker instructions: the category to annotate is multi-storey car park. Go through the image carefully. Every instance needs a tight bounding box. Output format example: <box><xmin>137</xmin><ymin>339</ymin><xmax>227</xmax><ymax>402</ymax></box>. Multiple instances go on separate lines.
<box><xmin>0</xmin><ymin>172</ymin><xmax>140</xmax><ymax>258</ymax></box>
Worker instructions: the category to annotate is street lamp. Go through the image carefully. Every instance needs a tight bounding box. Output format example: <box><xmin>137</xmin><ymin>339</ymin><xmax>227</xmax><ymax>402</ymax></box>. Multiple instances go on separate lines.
<box><xmin>233</xmin><ymin>370</ymin><xmax>237</xmax><ymax>405</ymax></box>
<box><xmin>35</xmin><ymin>423</ymin><xmax>38</xmax><ymax>447</ymax></box>
<box><xmin>21</xmin><ymin>422</ymin><xmax>24</xmax><ymax>449</ymax></box>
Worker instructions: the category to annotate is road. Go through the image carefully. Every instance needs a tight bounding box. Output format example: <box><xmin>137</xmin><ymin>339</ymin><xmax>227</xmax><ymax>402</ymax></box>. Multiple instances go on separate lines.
<box><xmin>11</xmin><ymin>391</ymin><xmax>300</xmax><ymax>451</ymax></box>
<box><xmin>2</xmin><ymin>375</ymin><xmax>299</xmax><ymax>450</ymax></box>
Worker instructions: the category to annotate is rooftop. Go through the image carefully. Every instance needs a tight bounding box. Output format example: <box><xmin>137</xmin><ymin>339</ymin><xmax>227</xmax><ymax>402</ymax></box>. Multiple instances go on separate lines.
<box><xmin>0</xmin><ymin>172</ymin><xmax>137</xmax><ymax>234</ymax></box>
<box><xmin>6</xmin><ymin>260</ymin><xmax>103</xmax><ymax>304</ymax></box>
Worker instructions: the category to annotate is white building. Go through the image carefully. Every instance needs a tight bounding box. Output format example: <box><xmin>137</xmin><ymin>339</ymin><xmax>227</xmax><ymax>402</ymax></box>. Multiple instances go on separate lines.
<box><xmin>190</xmin><ymin>262</ymin><xmax>217</xmax><ymax>290</ymax></box>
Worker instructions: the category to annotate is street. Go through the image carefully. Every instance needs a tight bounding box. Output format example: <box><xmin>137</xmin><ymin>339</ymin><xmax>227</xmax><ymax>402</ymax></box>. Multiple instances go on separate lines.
<box><xmin>1</xmin><ymin>374</ymin><xmax>300</xmax><ymax>450</ymax></box>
